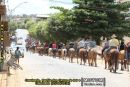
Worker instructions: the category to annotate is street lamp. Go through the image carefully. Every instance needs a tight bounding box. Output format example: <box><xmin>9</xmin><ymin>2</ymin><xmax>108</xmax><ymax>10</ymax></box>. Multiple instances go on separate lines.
<box><xmin>7</xmin><ymin>1</ymin><xmax>28</xmax><ymax>16</ymax></box>
<box><xmin>6</xmin><ymin>1</ymin><xmax>28</xmax><ymax>39</ymax></box>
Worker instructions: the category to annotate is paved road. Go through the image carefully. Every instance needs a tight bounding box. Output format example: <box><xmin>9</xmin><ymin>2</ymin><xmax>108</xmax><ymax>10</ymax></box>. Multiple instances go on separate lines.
<box><xmin>7</xmin><ymin>52</ymin><xmax>130</xmax><ymax>87</ymax></box>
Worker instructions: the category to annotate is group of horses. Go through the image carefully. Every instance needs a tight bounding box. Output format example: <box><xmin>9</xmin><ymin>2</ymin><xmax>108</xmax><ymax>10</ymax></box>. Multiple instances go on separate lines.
<box><xmin>102</xmin><ymin>48</ymin><xmax>129</xmax><ymax>73</ymax></box>
<box><xmin>26</xmin><ymin>44</ymin><xmax>130</xmax><ymax>73</ymax></box>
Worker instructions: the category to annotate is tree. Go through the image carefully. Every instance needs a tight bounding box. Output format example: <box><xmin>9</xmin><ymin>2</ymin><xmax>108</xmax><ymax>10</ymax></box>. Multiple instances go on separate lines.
<box><xmin>72</xmin><ymin>0</ymin><xmax>130</xmax><ymax>43</ymax></box>
<box><xmin>47</xmin><ymin>7</ymin><xmax>78</xmax><ymax>42</ymax></box>
<box><xmin>9</xmin><ymin>20</ymin><xmax>18</xmax><ymax>32</ymax></box>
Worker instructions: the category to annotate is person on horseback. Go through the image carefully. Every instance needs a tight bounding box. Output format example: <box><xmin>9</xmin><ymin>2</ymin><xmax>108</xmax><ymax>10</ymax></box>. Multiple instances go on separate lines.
<box><xmin>125</xmin><ymin>42</ymin><xmax>130</xmax><ymax>61</ymax></box>
<box><xmin>88</xmin><ymin>36</ymin><xmax>96</xmax><ymax>49</ymax></box>
<box><xmin>107</xmin><ymin>34</ymin><xmax>120</xmax><ymax>53</ymax></box>
<box><xmin>84</xmin><ymin>37</ymin><xmax>90</xmax><ymax>50</ymax></box>
<box><xmin>102</xmin><ymin>38</ymin><xmax>109</xmax><ymax>56</ymax></box>
<box><xmin>52</xmin><ymin>41</ymin><xmax>57</xmax><ymax>58</ymax></box>
<box><xmin>48</xmin><ymin>42</ymin><xmax>52</xmax><ymax>48</ymax></box>
<box><xmin>69</xmin><ymin>42</ymin><xmax>75</xmax><ymax>49</ymax></box>
<box><xmin>58</xmin><ymin>42</ymin><xmax>63</xmax><ymax>49</ymax></box>
<box><xmin>58</xmin><ymin>42</ymin><xmax>63</xmax><ymax>58</ymax></box>
<box><xmin>119</xmin><ymin>40</ymin><xmax>125</xmax><ymax>51</ymax></box>
<box><xmin>44</xmin><ymin>41</ymin><xmax>49</xmax><ymax>54</ymax></box>
<box><xmin>78</xmin><ymin>38</ymin><xmax>85</xmax><ymax>49</ymax></box>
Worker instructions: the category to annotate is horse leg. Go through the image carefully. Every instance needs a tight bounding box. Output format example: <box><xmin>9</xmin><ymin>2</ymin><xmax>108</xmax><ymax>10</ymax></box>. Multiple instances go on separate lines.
<box><xmin>83</xmin><ymin>52</ymin><xmax>86</xmax><ymax>65</ymax></box>
<box><xmin>124</xmin><ymin>60</ymin><xmax>127</xmax><ymax>69</ymax></box>
<box><xmin>94</xmin><ymin>58</ymin><xmax>97</xmax><ymax>67</ymax></box>
<box><xmin>64</xmin><ymin>51</ymin><xmax>66</xmax><ymax>60</ymax></box>
<box><xmin>80</xmin><ymin>55</ymin><xmax>83</xmax><ymax>65</ymax></box>
<box><xmin>127</xmin><ymin>60</ymin><xmax>129</xmax><ymax>72</ymax></box>
<box><xmin>88</xmin><ymin>57</ymin><xmax>90</xmax><ymax>66</ymax></box>
<box><xmin>121</xmin><ymin>60</ymin><xmax>124</xmax><ymax>71</ymax></box>
<box><xmin>113</xmin><ymin>52</ymin><xmax>118</xmax><ymax>73</ymax></box>
<box><xmin>80</xmin><ymin>58</ymin><xmax>82</xmax><ymax>65</ymax></box>
<box><xmin>105</xmin><ymin>60</ymin><xmax>107</xmax><ymax>69</ymax></box>
<box><xmin>77</xmin><ymin>54</ymin><xmax>79</xmax><ymax>64</ymax></box>
<box><xmin>71</xmin><ymin>57</ymin><xmax>73</xmax><ymax>63</ymax></box>
<box><xmin>109</xmin><ymin>58</ymin><xmax>113</xmax><ymax>72</ymax></box>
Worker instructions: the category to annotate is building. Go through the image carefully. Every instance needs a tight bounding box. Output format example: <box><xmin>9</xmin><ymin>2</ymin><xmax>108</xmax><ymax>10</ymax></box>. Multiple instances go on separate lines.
<box><xmin>36</xmin><ymin>14</ymin><xmax>50</xmax><ymax>20</ymax></box>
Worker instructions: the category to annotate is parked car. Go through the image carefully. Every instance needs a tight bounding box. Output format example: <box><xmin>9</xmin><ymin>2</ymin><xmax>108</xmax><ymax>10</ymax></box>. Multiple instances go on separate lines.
<box><xmin>10</xmin><ymin>45</ymin><xmax>25</xmax><ymax>58</ymax></box>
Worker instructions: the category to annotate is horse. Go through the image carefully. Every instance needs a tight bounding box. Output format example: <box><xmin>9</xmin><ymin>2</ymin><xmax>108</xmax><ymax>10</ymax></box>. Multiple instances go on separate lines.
<box><xmin>109</xmin><ymin>48</ymin><xmax>119</xmax><ymax>73</ymax></box>
<box><xmin>88</xmin><ymin>48</ymin><xmax>97</xmax><ymax>67</ymax></box>
<box><xmin>48</xmin><ymin>48</ymin><xmax>53</xmax><ymax>56</ymax></box>
<box><xmin>36</xmin><ymin>46</ymin><xmax>44</xmax><ymax>56</ymax></box>
<box><xmin>52</xmin><ymin>48</ymin><xmax>57</xmax><ymax>58</ymax></box>
<box><xmin>68</xmin><ymin>48</ymin><xmax>76</xmax><ymax>63</ymax></box>
<box><xmin>61</xmin><ymin>48</ymin><xmax>67</xmax><ymax>60</ymax></box>
<box><xmin>58</xmin><ymin>49</ymin><xmax>62</xmax><ymax>59</ymax></box>
<box><xmin>102</xmin><ymin>49</ymin><xmax>111</xmax><ymax>69</ymax></box>
<box><xmin>43</xmin><ymin>47</ymin><xmax>49</xmax><ymax>56</ymax></box>
<box><xmin>118</xmin><ymin>50</ymin><xmax>127</xmax><ymax>71</ymax></box>
<box><xmin>78</xmin><ymin>48</ymin><xmax>87</xmax><ymax>65</ymax></box>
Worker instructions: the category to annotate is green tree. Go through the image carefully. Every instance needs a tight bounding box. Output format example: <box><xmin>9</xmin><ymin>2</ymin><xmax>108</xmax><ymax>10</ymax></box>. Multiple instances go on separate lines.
<box><xmin>72</xmin><ymin>0</ymin><xmax>130</xmax><ymax>43</ymax></box>
<box><xmin>9</xmin><ymin>20</ymin><xmax>18</xmax><ymax>32</ymax></box>
<box><xmin>47</xmin><ymin>7</ymin><xmax>77</xmax><ymax>42</ymax></box>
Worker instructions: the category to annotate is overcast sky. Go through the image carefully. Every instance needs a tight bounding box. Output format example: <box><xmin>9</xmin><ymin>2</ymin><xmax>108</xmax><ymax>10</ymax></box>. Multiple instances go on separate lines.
<box><xmin>6</xmin><ymin>0</ymin><xmax>73</xmax><ymax>15</ymax></box>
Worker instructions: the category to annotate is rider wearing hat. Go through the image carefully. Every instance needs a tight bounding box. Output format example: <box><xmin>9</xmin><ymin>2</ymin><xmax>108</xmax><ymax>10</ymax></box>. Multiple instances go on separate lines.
<box><xmin>107</xmin><ymin>34</ymin><xmax>120</xmax><ymax>53</ymax></box>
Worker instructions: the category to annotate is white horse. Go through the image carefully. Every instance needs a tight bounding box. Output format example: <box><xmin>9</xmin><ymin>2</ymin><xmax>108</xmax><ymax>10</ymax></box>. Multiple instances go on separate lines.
<box><xmin>48</xmin><ymin>48</ymin><xmax>53</xmax><ymax>56</ymax></box>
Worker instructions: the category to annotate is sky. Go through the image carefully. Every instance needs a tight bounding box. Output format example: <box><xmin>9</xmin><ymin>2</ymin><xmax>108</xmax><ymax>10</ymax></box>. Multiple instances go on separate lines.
<box><xmin>5</xmin><ymin>0</ymin><xmax>74</xmax><ymax>15</ymax></box>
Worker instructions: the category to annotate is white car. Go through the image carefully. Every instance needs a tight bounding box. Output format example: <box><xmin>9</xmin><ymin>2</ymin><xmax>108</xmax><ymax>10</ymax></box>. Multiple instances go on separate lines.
<box><xmin>10</xmin><ymin>45</ymin><xmax>25</xmax><ymax>58</ymax></box>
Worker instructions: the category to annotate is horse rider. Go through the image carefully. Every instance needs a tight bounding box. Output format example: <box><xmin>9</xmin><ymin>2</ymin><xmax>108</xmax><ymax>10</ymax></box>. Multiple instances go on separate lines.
<box><xmin>52</xmin><ymin>41</ymin><xmax>57</xmax><ymax>57</ymax></box>
<box><xmin>44</xmin><ymin>41</ymin><xmax>49</xmax><ymax>53</ymax></box>
<box><xmin>119</xmin><ymin>40</ymin><xmax>125</xmax><ymax>51</ymax></box>
<box><xmin>124</xmin><ymin>41</ymin><xmax>130</xmax><ymax>62</ymax></box>
<box><xmin>106</xmin><ymin>34</ymin><xmax>120</xmax><ymax>54</ymax></box>
<box><xmin>58</xmin><ymin>42</ymin><xmax>63</xmax><ymax>49</ymax></box>
<box><xmin>58</xmin><ymin>42</ymin><xmax>63</xmax><ymax>57</ymax></box>
<box><xmin>49</xmin><ymin>42</ymin><xmax>52</xmax><ymax>48</ymax></box>
<box><xmin>77</xmin><ymin>38</ymin><xmax>86</xmax><ymax>54</ymax></box>
<box><xmin>102</xmin><ymin>38</ymin><xmax>109</xmax><ymax>56</ymax></box>
<box><xmin>69</xmin><ymin>42</ymin><xmax>75</xmax><ymax>49</ymax></box>
<box><xmin>87</xmin><ymin>37</ymin><xmax>96</xmax><ymax>50</ymax></box>
<box><xmin>78</xmin><ymin>38</ymin><xmax>85</xmax><ymax>50</ymax></box>
<box><xmin>84</xmin><ymin>37</ymin><xmax>90</xmax><ymax>50</ymax></box>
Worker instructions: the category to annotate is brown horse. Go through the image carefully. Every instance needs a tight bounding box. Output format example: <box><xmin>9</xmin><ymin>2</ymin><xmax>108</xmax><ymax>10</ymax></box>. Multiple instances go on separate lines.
<box><xmin>102</xmin><ymin>49</ymin><xmax>111</xmax><ymax>69</ymax></box>
<box><xmin>88</xmin><ymin>48</ymin><xmax>97</xmax><ymax>67</ymax></box>
<box><xmin>109</xmin><ymin>49</ymin><xmax>119</xmax><ymax>73</ymax></box>
<box><xmin>78</xmin><ymin>48</ymin><xmax>87</xmax><ymax>65</ymax></box>
<box><xmin>118</xmin><ymin>50</ymin><xmax>127</xmax><ymax>71</ymax></box>
<box><xmin>58</xmin><ymin>49</ymin><xmax>62</xmax><ymax>59</ymax></box>
<box><xmin>68</xmin><ymin>48</ymin><xmax>75</xmax><ymax>63</ymax></box>
<box><xmin>43</xmin><ymin>47</ymin><xmax>49</xmax><ymax>56</ymax></box>
<box><xmin>36</xmin><ymin>46</ymin><xmax>44</xmax><ymax>56</ymax></box>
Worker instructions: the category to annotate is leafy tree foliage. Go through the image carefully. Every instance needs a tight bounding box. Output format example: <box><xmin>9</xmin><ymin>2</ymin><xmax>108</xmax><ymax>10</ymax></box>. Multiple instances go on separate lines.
<box><xmin>72</xmin><ymin>0</ymin><xmax>130</xmax><ymax>42</ymax></box>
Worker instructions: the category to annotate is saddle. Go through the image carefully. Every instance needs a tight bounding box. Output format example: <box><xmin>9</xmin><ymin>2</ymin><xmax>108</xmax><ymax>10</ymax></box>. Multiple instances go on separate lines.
<box><xmin>110</xmin><ymin>48</ymin><xmax>118</xmax><ymax>53</ymax></box>
<box><xmin>69</xmin><ymin>48</ymin><xmax>75</xmax><ymax>51</ymax></box>
<box><xmin>79</xmin><ymin>48</ymin><xmax>87</xmax><ymax>52</ymax></box>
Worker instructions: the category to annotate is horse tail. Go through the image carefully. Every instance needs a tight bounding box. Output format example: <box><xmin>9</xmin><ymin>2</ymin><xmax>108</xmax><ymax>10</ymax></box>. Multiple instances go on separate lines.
<box><xmin>83</xmin><ymin>50</ymin><xmax>86</xmax><ymax>63</ymax></box>
<box><xmin>111</xmin><ymin>51</ymin><xmax>119</xmax><ymax>72</ymax></box>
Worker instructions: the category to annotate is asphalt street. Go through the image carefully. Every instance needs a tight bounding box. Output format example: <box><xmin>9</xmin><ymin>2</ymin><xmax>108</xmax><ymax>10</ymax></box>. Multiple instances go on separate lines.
<box><xmin>6</xmin><ymin>52</ymin><xmax>130</xmax><ymax>87</ymax></box>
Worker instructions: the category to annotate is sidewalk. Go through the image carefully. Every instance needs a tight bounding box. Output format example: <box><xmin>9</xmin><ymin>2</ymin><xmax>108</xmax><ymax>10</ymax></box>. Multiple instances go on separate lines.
<box><xmin>0</xmin><ymin>53</ymin><xmax>11</xmax><ymax>87</ymax></box>
<box><xmin>0</xmin><ymin>64</ymin><xmax>8</xmax><ymax>87</ymax></box>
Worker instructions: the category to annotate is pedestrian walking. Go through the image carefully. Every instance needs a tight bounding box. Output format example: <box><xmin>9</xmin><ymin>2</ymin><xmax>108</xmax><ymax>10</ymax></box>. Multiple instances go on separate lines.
<box><xmin>14</xmin><ymin>47</ymin><xmax>22</xmax><ymax>64</ymax></box>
